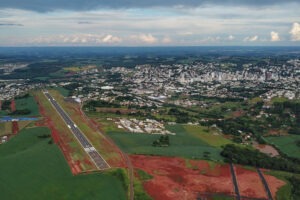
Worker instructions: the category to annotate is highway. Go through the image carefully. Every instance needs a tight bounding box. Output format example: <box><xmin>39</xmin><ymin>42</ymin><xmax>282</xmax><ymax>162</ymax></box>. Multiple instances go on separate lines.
<box><xmin>43</xmin><ymin>91</ymin><xmax>110</xmax><ymax>170</ymax></box>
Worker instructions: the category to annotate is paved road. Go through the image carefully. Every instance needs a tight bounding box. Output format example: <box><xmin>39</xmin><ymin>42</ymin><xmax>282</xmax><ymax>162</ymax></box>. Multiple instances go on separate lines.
<box><xmin>230</xmin><ymin>163</ymin><xmax>241</xmax><ymax>200</ymax></box>
<box><xmin>257</xmin><ymin>168</ymin><xmax>273</xmax><ymax>200</ymax></box>
<box><xmin>44</xmin><ymin>91</ymin><xmax>109</xmax><ymax>170</ymax></box>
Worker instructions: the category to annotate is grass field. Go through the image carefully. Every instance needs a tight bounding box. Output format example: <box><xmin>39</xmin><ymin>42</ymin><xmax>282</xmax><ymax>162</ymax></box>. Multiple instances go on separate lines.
<box><xmin>108</xmin><ymin>124</ymin><xmax>224</xmax><ymax>161</ymax></box>
<box><xmin>0</xmin><ymin>127</ymin><xmax>127</xmax><ymax>200</ymax></box>
<box><xmin>0</xmin><ymin>110</ymin><xmax>8</xmax><ymax>116</ymax></box>
<box><xmin>266</xmin><ymin>135</ymin><xmax>300</xmax><ymax>159</ymax></box>
<box><xmin>15</xmin><ymin>95</ymin><xmax>40</xmax><ymax>116</ymax></box>
<box><xmin>181</xmin><ymin>125</ymin><xmax>232</xmax><ymax>147</ymax></box>
<box><xmin>0</xmin><ymin>122</ymin><xmax>12</xmax><ymax>136</ymax></box>
<box><xmin>53</xmin><ymin>87</ymin><xmax>70</xmax><ymax>97</ymax></box>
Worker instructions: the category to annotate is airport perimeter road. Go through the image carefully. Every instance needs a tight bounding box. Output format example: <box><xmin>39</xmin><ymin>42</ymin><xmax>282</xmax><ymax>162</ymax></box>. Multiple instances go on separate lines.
<box><xmin>257</xmin><ymin>168</ymin><xmax>273</xmax><ymax>200</ymax></box>
<box><xmin>43</xmin><ymin>91</ymin><xmax>110</xmax><ymax>170</ymax></box>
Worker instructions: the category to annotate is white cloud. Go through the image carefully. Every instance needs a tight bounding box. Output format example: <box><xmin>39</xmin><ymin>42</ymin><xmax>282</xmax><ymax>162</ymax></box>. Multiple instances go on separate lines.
<box><xmin>133</xmin><ymin>34</ymin><xmax>157</xmax><ymax>44</ymax></box>
<box><xmin>162</xmin><ymin>36</ymin><xmax>172</xmax><ymax>43</ymax></box>
<box><xmin>28</xmin><ymin>33</ymin><xmax>122</xmax><ymax>45</ymax></box>
<box><xmin>270</xmin><ymin>31</ymin><xmax>280</xmax><ymax>41</ymax></box>
<box><xmin>243</xmin><ymin>35</ymin><xmax>258</xmax><ymax>42</ymax></box>
<box><xmin>228</xmin><ymin>35</ymin><xmax>235</xmax><ymax>40</ymax></box>
<box><xmin>290</xmin><ymin>22</ymin><xmax>300</xmax><ymax>41</ymax></box>
<box><xmin>102</xmin><ymin>34</ymin><xmax>122</xmax><ymax>43</ymax></box>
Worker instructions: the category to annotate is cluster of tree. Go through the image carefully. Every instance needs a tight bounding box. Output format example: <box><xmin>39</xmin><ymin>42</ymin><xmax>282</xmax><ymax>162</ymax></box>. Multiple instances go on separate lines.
<box><xmin>1</xmin><ymin>62</ymin><xmax>62</xmax><ymax>79</ymax></box>
<box><xmin>191</xmin><ymin>94</ymin><xmax>243</xmax><ymax>103</ymax></box>
<box><xmin>15</xmin><ymin>93</ymin><xmax>30</xmax><ymax>99</ymax></box>
<box><xmin>296</xmin><ymin>140</ymin><xmax>300</xmax><ymax>147</ymax></box>
<box><xmin>106</xmin><ymin>72</ymin><xmax>122</xmax><ymax>82</ymax></box>
<box><xmin>115</xmin><ymin>96</ymin><xmax>134</xmax><ymax>102</ymax></box>
<box><xmin>63</xmin><ymin>83</ymin><xmax>80</xmax><ymax>91</ymax></box>
<box><xmin>221</xmin><ymin>144</ymin><xmax>300</xmax><ymax>173</ymax></box>
<box><xmin>37</xmin><ymin>134</ymin><xmax>51</xmax><ymax>139</ymax></box>
<box><xmin>289</xmin><ymin>176</ymin><xmax>300</xmax><ymax>199</ymax></box>
<box><xmin>289</xmin><ymin>127</ymin><xmax>300</xmax><ymax>135</ymax></box>
<box><xmin>271</xmin><ymin>101</ymin><xmax>300</xmax><ymax>124</ymax></box>
<box><xmin>168</xmin><ymin>108</ymin><xmax>190</xmax><ymax>123</ymax></box>
<box><xmin>1</xmin><ymin>100</ymin><xmax>11</xmax><ymax>110</ymax></box>
<box><xmin>84</xmin><ymin>100</ymin><xmax>120</xmax><ymax>111</ymax></box>
<box><xmin>9</xmin><ymin>109</ymin><xmax>31</xmax><ymax>115</ymax></box>
<box><xmin>152</xmin><ymin>135</ymin><xmax>170</xmax><ymax>147</ymax></box>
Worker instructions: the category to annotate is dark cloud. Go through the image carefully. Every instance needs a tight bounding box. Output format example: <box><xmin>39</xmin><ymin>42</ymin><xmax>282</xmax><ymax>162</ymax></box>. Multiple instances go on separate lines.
<box><xmin>0</xmin><ymin>0</ymin><xmax>299</xmax><ymax>12</ymax></box>
<box><xmin>0</xmin><ymin>23</ymin><xmax>23</xmax><ymax>26</ymax></box>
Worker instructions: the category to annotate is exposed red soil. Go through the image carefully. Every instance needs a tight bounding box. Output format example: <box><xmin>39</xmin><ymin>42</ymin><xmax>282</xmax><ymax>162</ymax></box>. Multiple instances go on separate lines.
<box><xmin>130</xmin><ymin>155</ymin><xmax>286</xmax><ymax>200</ymax></box>
<box><xmin>12</xmin><ymin>121</ymin><xmax>19</xmax><ymax>135</ymax></box>
<box><xmin>130</xmin><ymin>155</ymin><xmax>234</xmax><ymax>200</ymax></box>
<box><xmin>232</xmin><ymin>110</ymin><xmax>244</xmax><ymax>118</ymax></box>
<box><xmin>10</xmin><ymin>99</ymin><xmax>16</xmax><ymax>112</ymax></box>
<box><xmin>260</xmin><ymin>169</ymin><xmax>286</xmax><ymax>199</ymax></box>
<box><xmin>253</xmin><ymin>143</ymin><xmax>279</xmax><ymax>157</ymax></box>
<box><xmin>266</xmin><ymin>129</ymin><xmax>288</xmax><ymax>136</ymax></box>
<box><xmin>235</xmin><ymin>166</ymin><xmax>267</xmax><ymax>199</ymax></box>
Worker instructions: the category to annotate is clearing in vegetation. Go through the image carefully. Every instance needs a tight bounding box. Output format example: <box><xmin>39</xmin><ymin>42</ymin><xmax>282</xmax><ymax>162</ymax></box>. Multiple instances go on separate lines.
<box><xmin>130</xmin><ymin>155</ymin><xmax>286</xmax><ymax>200</ymax></box>
<box><xmin>0</xmin><ymin>126</ymin><xmax>127</xmax><ymax>200</ymax></box>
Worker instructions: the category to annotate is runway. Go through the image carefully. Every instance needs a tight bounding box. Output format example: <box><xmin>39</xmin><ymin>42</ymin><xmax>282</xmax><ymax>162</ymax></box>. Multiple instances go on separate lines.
<box><xmin>44</xmin><ymin>91</ymin><xmax>109</xmax><ymax>170</ymax></box>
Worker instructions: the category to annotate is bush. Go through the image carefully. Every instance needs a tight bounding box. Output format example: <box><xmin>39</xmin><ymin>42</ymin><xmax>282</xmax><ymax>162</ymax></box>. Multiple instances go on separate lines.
<box><xmin>221</xmin><ymin>144</ymin><xmax>300</xmax><ymax>173</ymax></box>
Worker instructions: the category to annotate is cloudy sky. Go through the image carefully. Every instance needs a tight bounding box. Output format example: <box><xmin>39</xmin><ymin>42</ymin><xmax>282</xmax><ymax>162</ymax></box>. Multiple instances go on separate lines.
<box><xmin>0</xmin><ymin>0</ymin><xmax>299</xmax><ymax>46</ymax></box>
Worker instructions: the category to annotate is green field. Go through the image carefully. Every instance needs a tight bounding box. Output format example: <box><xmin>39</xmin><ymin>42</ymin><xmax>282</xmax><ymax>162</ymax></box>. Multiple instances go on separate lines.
<box><xmin>0</xmin><ymin>122</ymin><xmax>12</xmax><ymax>136</ymax></box>
<box><xmin>15</xmin><ymin>96</ymin><xmax>40</xmax><ymax>116</ymax></box>
<box><xmin>266</xmin><ymin>135</ymin><xmax>300</xmax><ymax>159</ymax></box>
<box><xmin>109</xmin><ymin>124</ymin><xmax>225</xmax><ymax>161</ymax></box>
<box><xmin>53</xmin><ymin>87</ymin><xmax>70</xmax><ymax>97</ymax></box>
<box><xmin>0</xmin><ymin>127</ymin><xmax>127</xmax><ymax>200</ymax></box>
<box><xmin>0</xmin><ymin>110</ymin><xmax>8</xmax><ymax>116</ymax></box>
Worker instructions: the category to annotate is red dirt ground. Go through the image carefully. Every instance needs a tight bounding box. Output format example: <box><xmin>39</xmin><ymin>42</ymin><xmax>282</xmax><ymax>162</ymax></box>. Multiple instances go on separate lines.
<box><xmin>260</xmin><ymin>169</ymin><xmax>286</xmax><ymax>199</ymax></box>
<box><xmin>232</xmin><ymin>110</ymin><xmax>244</xmax><ymax>118</ymax></box>
<box><xmin>12</xmin><ymin>121</ymin><xmax>19</xmax><ymax>135</ymax></box>
<box><xmin>130</xmin><ymin>155</ymin><xmax>286</xmax><ymax>200</ymax></box>
<box><xmin>235</xmin><ymin>166</ymin><xmax>267</xmax><ymax>199</ymax></box>
<box><xmin>10</xmin><ymin>99</ymin><xmax>16</xmax><ymax>112</ymax></box>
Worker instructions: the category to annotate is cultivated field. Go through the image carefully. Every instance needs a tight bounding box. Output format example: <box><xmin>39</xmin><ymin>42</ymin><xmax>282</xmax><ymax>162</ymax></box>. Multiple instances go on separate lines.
<box><xmin>0</xmin><ymin>127</ymin><xmax>127</xmax><ymax>200</ymax></box>
<box><xmin>15</xmin><ymin>95</ymin><xmax>40</xmax><ymax>116</ymax></box>
<box><xmin>266</xmin><ymin>135</ymin><xmax>300</xmax><ymax>159</ymax></box>
<box><xmin>109</xmin><ymin>124</ymin><xmax>226</xmax><ymax>161</ymax></box>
